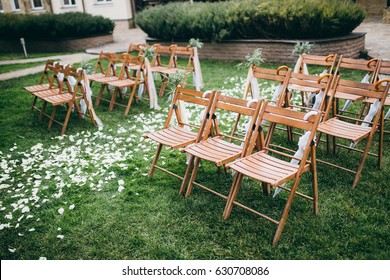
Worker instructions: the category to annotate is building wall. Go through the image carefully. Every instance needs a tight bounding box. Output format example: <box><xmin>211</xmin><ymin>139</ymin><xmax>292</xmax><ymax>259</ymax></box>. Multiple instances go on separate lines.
<box><xmin>50</xmin><ymin>0</ymin><xmax>133</xmax><ymax>21</ymax></box>
<box><xmin>356</xmin><ymin>0</ymin><xmax>387</xmax><ymax>16</ymax></box>
<box><xmin>50</xmin><ymin>0</ymin><xmax>83</xmax><ymax>13</ymax></box>
<box><xmin>1</xmin><ymin>0</ymin><xmax>52</xmax><ymax>14</ymax></box>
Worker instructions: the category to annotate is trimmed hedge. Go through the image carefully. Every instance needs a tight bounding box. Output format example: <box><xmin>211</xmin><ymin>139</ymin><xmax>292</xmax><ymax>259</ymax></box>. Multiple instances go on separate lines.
<box><xmin>0</xmin><ymin>12</ymin><xmax>114</xmax><ymax>40</ymax></box>
<box><xmin>136</xmin><ymin>0</ymin><xmax>366</xmax><ymax>41</ymax></box>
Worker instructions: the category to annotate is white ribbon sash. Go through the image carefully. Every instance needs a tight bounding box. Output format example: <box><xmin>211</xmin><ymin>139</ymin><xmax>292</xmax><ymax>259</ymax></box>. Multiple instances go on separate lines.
<box><xmin>192</xmin><ymin>48</ymin><xmax>204</xmax><ymax>91</ymax></box>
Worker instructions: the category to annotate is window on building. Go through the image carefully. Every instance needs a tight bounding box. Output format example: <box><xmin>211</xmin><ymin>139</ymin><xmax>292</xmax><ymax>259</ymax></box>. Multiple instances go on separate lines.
<box><xmin>63</xmin><ymin>0</ymin><xmax>76</xmax><ymax>6</ymax></box>
<box><xmin>11</xmin><ymin>0</ymin><xmax>21</xmax><ymax>11</ymax></box>
<box><xmin>31</xmin><ymin>0</ymin><xmax>43</xmax><ymax>9</ymax></box>
<box><xmin>96</xmin><ymin>0</ymin><xmax>112</xmax><ymax>4</ymax></box>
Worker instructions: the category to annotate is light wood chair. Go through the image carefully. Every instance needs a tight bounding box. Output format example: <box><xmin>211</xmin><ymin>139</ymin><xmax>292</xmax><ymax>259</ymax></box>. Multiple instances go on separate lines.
<box><xmin>223</xmin><ymin>102</ymin><xmax>323</xmax><ymax>247</ymax></box>
<box><xmin>359</xmin><ymin>60</ymin><xmax>390</xmax><ymax>134</ymax></box>
<box><xmin>24</xmin><ymin>60</ymin><xmax>59</xmax><ymax>93</ymax></box>
<box><xmin>150</xmin><ymin>44</ymin><xmax>177</xmax><ymax>96</ymax></box>
<box><xmin>180</xmin><ymin>95</ymin><xmax>267</xmax><ymax>198</ymax></box>
<box><xmin>317</xmin><ymin>76</ymin><xmax>390</xmax><ymax>188</ymax></box>
<box><xmin>38</xmin><ymin>68</ymin><xmax>95</xmax><ymax>135</ymax></box>
<box><xmin>87</xmin><ymin>51</ymin><xmax>113</xmax><ymax>83</ymax></box>
<box><xmin>332</xmin><ymin>56</ymin><xmax>380</xmax><ymax>115</ymax></box>
<box><xmin>27</xmin><ymin>63</ymin><xmax>70</xmax><ymax>119</ymax></box>
<box><xmin>230</xmin><ymin>65</ymin><xmax>292</xmax><ymax>139</ymax></box>
<box><xmin>292</xmin><ymin>54</ymin><xmax>338</xmax><ymax>107</ymax></box>
<box><xmin>144</xmin><ymin>86</ymin><xmax>217</xmax><ymax>190</ymax></box>
<box><xmin>103</xmin><ymin>54</ymin><xmax>146</xmax><ymax>115</ymax></box>
<box><xmin>91</xmin><ymin>53</ymin><xmax>123</xmax><ymax>106</ymax></box>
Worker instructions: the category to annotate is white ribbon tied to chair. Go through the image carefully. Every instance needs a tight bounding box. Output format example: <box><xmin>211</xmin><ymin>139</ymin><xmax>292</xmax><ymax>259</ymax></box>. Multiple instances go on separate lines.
<box><xmin>273</xmin><ymin>111</ymin><xmax>318</xmax><ymax>197</ymax></box>
<box><xmin>379</xmin><ymin>74</ymin><xmax>390</xmax><ymax>119</ymax></box>
<box><xmin>141</xmin><ymin>57</ymin><xmax>160</xmax><ymax>110</ymax></box>
<box><xmin>243</xmin><ymin>67</ymin><xmax>260</xmax><ymax>100</ymax></box>
<box><xmin>192</xmin><ymin>47</ymin><xmax>204</xmax><ymax>91</ymax></box>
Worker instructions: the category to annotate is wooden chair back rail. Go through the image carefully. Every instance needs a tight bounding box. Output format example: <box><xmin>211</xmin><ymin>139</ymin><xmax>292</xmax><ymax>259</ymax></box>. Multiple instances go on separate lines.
<box><xmin>176</xmin><ymin>94</ymin><xmax>211</xmax><ymax>107</ymax></box>
<box><xmin>334</xmin><ymin>56</ymin><xmax>380</xmax><ymax>83</ymax></box>
<box><xmin>335</xmin><ymin>81</ymin><xmax>387</xmax><ymax>99</ymax></box>
<box><xmin>263</xmin><ymin>112</ymin><xmax>315</xmax><ymax>132</ymax></box>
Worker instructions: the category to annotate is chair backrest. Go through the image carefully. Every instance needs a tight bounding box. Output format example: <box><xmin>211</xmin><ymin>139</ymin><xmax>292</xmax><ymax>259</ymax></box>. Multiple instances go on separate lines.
<box><xmin>127</xmin><ymin>43</ymin><xmax>146</xmax><ymax>55</ymax></box>
<box><xmin>296</xmin><ymin>53</ymin><xmax>338</xmax><ymax>75</ymax></box>
<box><xmin>116</xmin><ymin>53</ymin><xmax>145</xmax><ymax>81</ymax></box>
<box><xmin>284</xmin><ymin>72</ymin><xmax>334</xmax><ymax>111</ymax></box>
<box><xmin>253</xmin><ymin>103</ymin><xmax>322</xmax><ymax>168</ymax></box>
<box><xmin>172</xmin><ymin>46</ymin><xmax>195</xmax><ymax>72</ymax></box>
<box><xmin>377</xmin><ymin>60</ymin><xmax>390</xmax><ymax>77</ymax></box>
<box><xmin>334</xmin><ymin>56</ymin><xmax>380</xmax><ymax>83</ymax></box>
<box><xmin>324</xmin><ymin>76</ymin><xmax>390</xmax><ymax>125</ymax></box>
<box><xmin>92</xmin><ymin>51</ymin><xmax>112</xmax><ymax>75</ymax></box>
<box><xmin>243</xmin><ymin>65</ymin><xmax>292</xmax><ymax>101</ymax></box>
<box><xmin>164</xmin><ymin>85</ymin><xmax>217</xmax><ymax>141</ymax></box>
<box><xmin>64</xmin><ymin>67</ymin><xmax>85</xmax><ymax>98</ymax></box>
<box><xmin>202</xmin><ymin>94</ymin><xmax>263</xmax><ymax>152</ymax></box>
<box><xmin>37</xmin><ymin>60</ymin><xmax>56</xmax><ymax>85</ymax></box>
<box><xmin>151</xmin><ymin>44</ymin><xmax>177</xmax><ymax>68</ymax></box>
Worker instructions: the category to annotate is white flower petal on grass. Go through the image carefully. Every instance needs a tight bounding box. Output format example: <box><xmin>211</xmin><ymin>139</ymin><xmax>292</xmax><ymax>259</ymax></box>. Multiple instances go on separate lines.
<box><xmin>8</xmin><ymin>248</ymin><xmax>16</xmax><ymax>253</ymax></box>
<box><xmin>118</xmin><ymin>179</ymin><xmax>124</xmax><ymax>186</ymax></box>
<box><xmin>58</xmin><ymin>208</ymin><xmax>64</xmax><ymax>215</ymax></box>
<box><xmin>57</xmin><ymin>235</ymin><xmax>64</xmax><ymax>239</ymax></box>
<box><xmin>69</xmin><ymin>204</ymin><xmax>75</xmax><ymax>210</ymax></box>
<box><xmin>39</xmin><ymin>257</ymin><xmax>47</xmax><ymax>260</ymax></box>
<box><xmin>21</xmin><ymin>206</ymin><xmax>30</xmax><ymax>213</ymax></box>
<box><xmin>118</xmin><ymin>186</ymin><xmax>125</xmax><ymax>193</ymax></box>
<box><xmin>57</xmin><ymin>227</ymin><xmax>61</xmax><ymax>231</ymax></box>
<box><xmin>29</xmin><ymin>228</ymin><xmax>35</xmax><ymax>232</ymax></box>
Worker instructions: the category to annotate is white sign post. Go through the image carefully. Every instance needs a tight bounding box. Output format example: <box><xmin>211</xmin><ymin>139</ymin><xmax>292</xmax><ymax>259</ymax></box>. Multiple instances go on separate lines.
<box><xmin>20</xmin><ymin>38</ymin><xmax>28</xmax><ymax>58</ymax></box>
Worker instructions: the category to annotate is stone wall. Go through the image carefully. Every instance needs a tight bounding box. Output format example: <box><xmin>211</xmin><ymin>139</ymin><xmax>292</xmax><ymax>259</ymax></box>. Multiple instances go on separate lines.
<box><xmin>356</xmin><ymin>0</ymin><xmax>386</xmax><ymax>16</ymax></box>
<box><xmin>384</xmin><ymin>7</ymin><xmax>390</xmax><ymax>23</ymax></box>
<box><xmin>0</xmin><ymin>34</ymin><xmax>113</xmax><ymax>53</ymax></box>
<box><xmin>147</xmin><ymin>33</ymin><xmax>366</xmax><ymax>64</ymax></box>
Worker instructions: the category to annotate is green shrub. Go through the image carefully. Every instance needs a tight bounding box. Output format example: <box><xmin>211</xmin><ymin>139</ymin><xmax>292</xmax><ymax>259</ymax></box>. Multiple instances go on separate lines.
<box><xmin>0</xmin><ymin>12</ymin><xmax>114</xmax><ymax>40</ymax></box>
<box><xmin>136</xmin><ymin>0</ymin><xmax>365</xmax><ymax>41</ymax></box>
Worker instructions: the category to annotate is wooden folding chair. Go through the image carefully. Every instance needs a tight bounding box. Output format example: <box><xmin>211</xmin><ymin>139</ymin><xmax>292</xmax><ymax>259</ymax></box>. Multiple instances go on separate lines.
<box><xmin>275</xmin><ymin>72</ymin><xmax>333</xmax><ymax>143</ymax></box>
<box><xmin>292</xmin><ymin>54</ymin><xmax>338</xmax><ymax>107</ymax></box>
<box><xmin>150</xmin><ymin>44</ymin><xmax>177</xmax><ymax>96</ymax></box>
<box><xmin>87</xmin><ymin>51</ymin><xmax>114</xmax><ymax>83</ymax></box>
<box><xmin>359</xmin><ymin>60</ymin><xmax>390</xmax><ymax>134</ymax></box>
<box><xmin>27</xmin><ymin>63</ymin><xmax>69</xmax><ymax>119</ymax></box>
<box><xmin>24</xmin><ymin>60</ymin><xmax>59</xmax><ymax>93</ymax></box>
<box><xmin>223</xmin><ymin>103</ymin><xmax>322</xmax><ymax>247</ymax></box>
<box><xmin>317</xmin><ymin>76</ymin><xmax>390</xmax><ymax>188</ymax></box>
<box><xmin>144</xmin><ymin>86</ymin><xmax>216</xmax><ymax>189</ymax></box>
<box><xmin>39</xmin><ymin>68</ymin><xmax>94</xmax><ymax>135</ymax></box>
<box><xmin>230</xmin><ymin>65</ymin><xmax>292</xmax><ymax>139</ymax></box>
<box><xmin>332</xmin><ymin>56</ymin><xmax>380</xmax><ymax>115</ymax></box>
<box><xmin>180</xmin><ymin>95</ymin><xmax>266</xmax><ymax>198</ymax></box>
<box><xmin>104</xmin><ymin>54</ymin><xmax>146</xmax><ymax>115</ymax></box>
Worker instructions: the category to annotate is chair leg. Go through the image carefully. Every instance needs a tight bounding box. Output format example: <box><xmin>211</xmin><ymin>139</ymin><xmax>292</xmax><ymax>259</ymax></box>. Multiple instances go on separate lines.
<box><xmin>262</xmin><ymin>182</ymin><xmax>271</xmax><ymax>195</ymax></box>
<box><xmin>124</xmin><ymin>86</ymin><xmax>137</xmax><ymax>116</ymax></box>
<box><xmin>272</xmin><ymin>177</ymin><xmax>301</xmax><ymax>247</ymax></box>
<box><xmin>159</xmin><ymin>79</ymin><xmax>167</xmax><ymax>97</ymax></box>
<box><xmin>179</xmin><ymin>155</ymin><xmax>195</xmax><ymax>196</ymax></box>
<box><xmin>30</xmin><ymin>96</ymin><xmax>38</xmax><ymax>113</ymax></box>
<box><xmin>352</xmin><ymin>134</ymin><xmax>375</xmax><ymax>189</ymax></box>
<box><xmin>311</xmin><ymin>147</ymin><xmax>319</xmax><ymax>216</ymax></box>
<box><xmin>185</xmin><ymin>157</ymin><xmax>201</xmax><ymax>198</ymax></box>
<box><xmin>378</xmin><ymin>111</ymin><xmax>384</xmax><ymax>170</ymax></box>
<box><xmin>95</xmin><ymin>84</ymin><xmax>105</xmax><ymax>106</ymax></box>
<box><xmin>48</xmin><ymin>106</ymin><xmax>56</xmax><ymax>130</ymax></box>
<box><xmin>39</xmin><ymin>101</ymin><xmax>48</xmax><ymax>121</ymax></box>
<box><xmin>223</xmin><ymin>172</ymin><xmax>244</xmax><ymax>220</ymax></box>
<box><xmin>149</xmin><ymin>143</ymin><xmax>163</xmax><ymax>177</ymax></box>
<box><xmin>61</xmin><ymin>103</ymin><xmax>73</xmax><ymax>135</ymax></box>
<box><xmin>109</xmin><ymin>87</ymin><xmax>119</xmax><ymax>112</ymax></box>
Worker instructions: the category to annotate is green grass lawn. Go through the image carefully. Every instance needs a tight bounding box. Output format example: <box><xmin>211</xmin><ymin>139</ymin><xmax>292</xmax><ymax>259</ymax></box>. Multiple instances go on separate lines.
<box><xmin>0</xmin><ymin>61</ymin><xmax>48</xmax><ymax>74</ymax></box>
<box><xmin>0</xmin><ymin>58</ymin><xmax>389</xmax><ymax>260</ymax></box>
